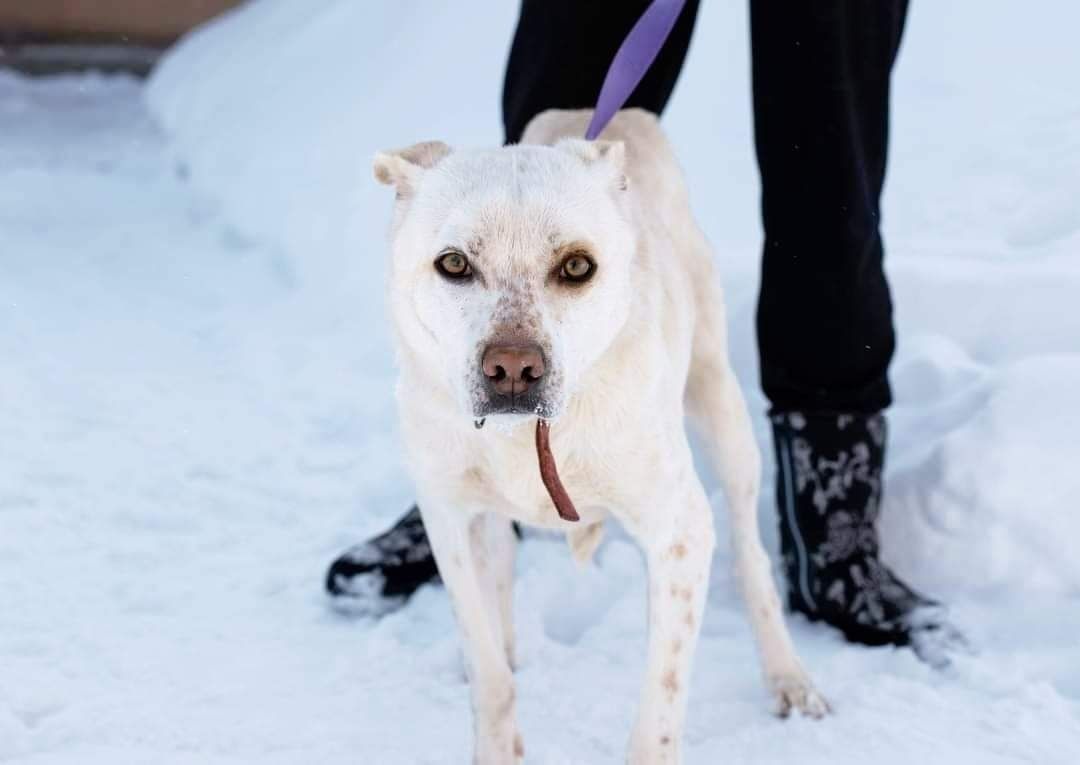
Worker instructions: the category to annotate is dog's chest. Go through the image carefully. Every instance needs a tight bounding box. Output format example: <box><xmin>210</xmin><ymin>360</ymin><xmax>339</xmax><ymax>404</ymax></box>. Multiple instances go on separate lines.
<box><xmin>455</xmin><ymin>435</ymin><xmax>619</xmax><ymax>528</ymax></box>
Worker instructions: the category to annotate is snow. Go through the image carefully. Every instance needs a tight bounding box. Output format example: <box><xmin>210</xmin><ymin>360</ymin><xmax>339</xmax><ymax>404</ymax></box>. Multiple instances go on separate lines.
<box><xmin>3</xmin><ymin>0</ymin><xmax>1080</xmax><ymax>761</ymax></box>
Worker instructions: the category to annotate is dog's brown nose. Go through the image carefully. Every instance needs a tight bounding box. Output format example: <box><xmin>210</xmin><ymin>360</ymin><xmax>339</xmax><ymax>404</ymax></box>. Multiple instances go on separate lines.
<box><xmin>482</xmin><ymin>344</ymin><xmax>546</xmax><ymax>396</ymax></box>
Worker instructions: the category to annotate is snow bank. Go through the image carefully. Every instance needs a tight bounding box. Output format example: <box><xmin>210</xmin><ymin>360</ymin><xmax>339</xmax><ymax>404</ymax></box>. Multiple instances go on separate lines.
<box><xmin>146</xmin><ymin>0</ymin><xmax>518</xmax><ymax>289</ymax></box>
<box><xmin>886</xmin><ymin>344</ymin><xmax>1080</xmax><ymax>595</ymax></box>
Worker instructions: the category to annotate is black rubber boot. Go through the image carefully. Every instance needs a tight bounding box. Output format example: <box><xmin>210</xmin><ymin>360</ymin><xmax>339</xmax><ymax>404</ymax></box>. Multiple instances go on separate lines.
<box><xmin>772</xmin><ymin>412</ymin><xmax>966</xmax><ymax>666</ymax></box>
<box><xmin>325</xmin><ymin>506</ymin><xmax>440</xmax><ymax>616</ymax></box>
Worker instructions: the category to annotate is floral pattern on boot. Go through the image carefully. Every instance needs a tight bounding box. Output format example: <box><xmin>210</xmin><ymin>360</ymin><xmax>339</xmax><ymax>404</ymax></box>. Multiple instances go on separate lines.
<box><xmin>772</xmin><ymin>412</ymin><xmax>966</xmax><ymax>665</ymax></box>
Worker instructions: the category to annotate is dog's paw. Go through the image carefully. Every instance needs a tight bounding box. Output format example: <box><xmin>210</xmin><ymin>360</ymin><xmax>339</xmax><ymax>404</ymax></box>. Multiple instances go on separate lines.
<box><xmin>768</xmin><ymin>671</ymin><xmax>830</xmax><ymax>719</ymax></box>
<box><xmin>473</xmin><ymin>728</ymin><xmax>524</xmax><ymax>765</ymax></box>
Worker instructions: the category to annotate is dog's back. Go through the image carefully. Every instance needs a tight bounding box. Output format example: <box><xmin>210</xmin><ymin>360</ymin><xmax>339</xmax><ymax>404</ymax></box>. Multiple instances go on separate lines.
<box><xmin>522</xmin><ymin>109</ymin><xmax>689</xmax><ymax>214</ymax></box>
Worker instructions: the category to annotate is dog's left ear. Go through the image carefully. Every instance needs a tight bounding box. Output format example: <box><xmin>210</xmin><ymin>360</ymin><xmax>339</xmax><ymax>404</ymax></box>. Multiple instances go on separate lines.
<box><xmin>556</xmin><ymin>138</ymin><xmax>628</xmax><ymax>191</ymax></box>
<box><xmin>373</xmin><ymin>140</ymin><xmax>453</xmax><ymax>198</ymax></box>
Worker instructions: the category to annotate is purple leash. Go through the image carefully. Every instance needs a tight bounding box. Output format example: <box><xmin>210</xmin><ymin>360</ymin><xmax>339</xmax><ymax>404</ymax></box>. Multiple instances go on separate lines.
<box><xmin>584</xmin><ymin>0</ymin><xmax>688</xmax><ymax>140</ymax></box>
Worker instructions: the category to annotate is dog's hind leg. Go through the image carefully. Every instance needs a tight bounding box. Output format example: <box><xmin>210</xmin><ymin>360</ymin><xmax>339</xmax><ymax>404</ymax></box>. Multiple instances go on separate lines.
<box><xmin>470</xmin><ymin>513</ymin><xmax>517</xmax><ymax>669</ymax></box>
<box><xmin>419</xmin><ymin>499</ymin><xmax>523</xmax><ymax>764</ymax></box>
<box><xmin>686</xmin><ymin>295</ymin><xmax>829</xmax><ymax>718</ymax></box>
<box><xmin>625</xmin><ymin>482</ymin><xmax>715</xmax><ymax>765</ymax></box>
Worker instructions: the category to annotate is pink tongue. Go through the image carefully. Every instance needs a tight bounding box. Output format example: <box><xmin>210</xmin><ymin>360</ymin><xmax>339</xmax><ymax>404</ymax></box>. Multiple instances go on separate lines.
<box><xmin>535</xmin><ymin>419</ymin><xmax>580</xmax><ymax>522</ymax></box>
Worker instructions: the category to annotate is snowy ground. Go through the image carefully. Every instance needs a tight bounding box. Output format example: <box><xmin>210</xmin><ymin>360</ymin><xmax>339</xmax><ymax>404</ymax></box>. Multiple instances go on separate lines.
<box><xmin>2</xmin><ymin>0</ymin><xmax>1080</xmax><ymax>762</ymax></box>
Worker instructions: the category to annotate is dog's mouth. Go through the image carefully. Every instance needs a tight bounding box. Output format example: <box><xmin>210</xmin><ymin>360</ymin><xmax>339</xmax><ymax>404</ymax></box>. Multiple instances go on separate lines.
<box><xmin>474</xmin><ymin>392</ymin><xmax>549</xmax><ymax>418</ymax></box>
<box><xmin>471</xmin><ymin>376</ymin><xmax>558</xmax><ymax>419</ymax></box>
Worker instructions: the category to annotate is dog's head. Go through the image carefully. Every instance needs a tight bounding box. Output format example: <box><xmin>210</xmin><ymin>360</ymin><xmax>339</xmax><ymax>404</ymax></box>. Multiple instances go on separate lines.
<box><xmin>375</xmin><ymin>138</ymin><xmax>635</xmax><ymax>424</ymax></box>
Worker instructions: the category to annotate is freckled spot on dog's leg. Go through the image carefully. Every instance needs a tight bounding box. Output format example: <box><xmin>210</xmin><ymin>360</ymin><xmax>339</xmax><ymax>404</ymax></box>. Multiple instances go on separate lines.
<box><xmin>661</xmin><ymin>669</ymin><xmax>679</xmax><ymax>699</ymax></box>
<box><xmin>669</xmin><ymin>541</ymin><xmax>687</xmax><ymax>560</ymax></box>
<box><xmin>669</xmin><ymin>583</ymin><xmax>679</xmax><ymax>598</ymax></box>
<box><xmin>680</xmin><ymin>587</ymin><xmax>693</xmax><ymax>603</ymax></box>
<box><xmin>671</xmin><ymin>638</ymin><xmax>682</xmax><ymax>655</ymax></box>
<box><xmin>514</xmin><ymin>734</ymin><xmax>524</xmax><ymax>758</ymax></box>
<box><xmin>660</xmin><ymin>735</ymin><xmax>671</xmax><ymax>746</ymax></box>
<box><xmin>684</xmin><ymin>611</ymin><xmax>695</xmax><ymax>629</ymax></box>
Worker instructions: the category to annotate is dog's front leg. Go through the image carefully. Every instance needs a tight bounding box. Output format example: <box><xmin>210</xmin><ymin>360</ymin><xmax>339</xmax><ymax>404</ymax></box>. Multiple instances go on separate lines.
<box><xmin>419</xmin><ymin>498</ymin><xmax>522</xmax><ymax>765</ymax></box>
<box><xmin>470</xmin><ymin>513</ymin><xmax>517</xmax><ymax>668</ymax></box>
<box><xmin>626</xmin><ymin>482</ymin><xmax>715</xmax><ymax>765</ymax></box>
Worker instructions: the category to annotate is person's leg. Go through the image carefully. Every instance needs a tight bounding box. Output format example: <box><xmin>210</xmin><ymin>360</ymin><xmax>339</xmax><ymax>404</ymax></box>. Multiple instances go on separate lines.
<box><xmin>327</xmin><ymin>0</ymin><xmax>701</xmax><ymax>611</ymax></box>
<box><xmin>750</xmin><ymin>0</ymin><xmax>960</xmax><ymax>662</ymax></box>
<box><xmin>752</xmin><ymin>0</ymin><xmax>903</xmax><ymax>413</ymax></box>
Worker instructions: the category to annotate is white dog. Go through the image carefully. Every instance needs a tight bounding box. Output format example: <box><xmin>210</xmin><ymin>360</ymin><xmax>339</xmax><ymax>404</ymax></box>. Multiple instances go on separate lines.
<box><xmin>374</xmin><ymin>108</ymin><xmax>827</xmax><ymax>764</ymax></box>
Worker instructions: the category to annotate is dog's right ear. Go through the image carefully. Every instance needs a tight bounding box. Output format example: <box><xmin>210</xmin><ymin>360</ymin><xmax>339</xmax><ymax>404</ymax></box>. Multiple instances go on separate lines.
<box><xmin>373</xmin><ymin>141</ymin><xmax>452</xmax><ymax>199</ymax></box>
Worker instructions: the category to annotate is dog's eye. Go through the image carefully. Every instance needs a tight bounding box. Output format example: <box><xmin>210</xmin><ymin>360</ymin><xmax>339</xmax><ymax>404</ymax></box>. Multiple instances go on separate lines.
<box><xmin>559</xmin><ymin>254</ymin><xmax>595</xmax><ymax>283</ymax></box>
<box><xmin>435</xmin><ymin>251</ymin><xmax>472</xmax><ymax>279</ymax></box>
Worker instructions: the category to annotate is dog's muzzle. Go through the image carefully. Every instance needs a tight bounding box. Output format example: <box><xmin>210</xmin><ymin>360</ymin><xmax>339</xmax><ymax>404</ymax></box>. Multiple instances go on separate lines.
<box><xmin>476</xmin><ymin>342</ymin><xmax>548</xmax><ymax>416</ymax></box>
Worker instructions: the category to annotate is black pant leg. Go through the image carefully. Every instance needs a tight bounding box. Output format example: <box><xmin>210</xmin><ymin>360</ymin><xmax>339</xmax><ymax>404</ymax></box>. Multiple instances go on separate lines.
<box><xmin>751</xmin><ymin>1</ymin><xmax>909</xmax><ymax>414</ymax></box>
<box><xmin>502</xmin><ymin>0</ymin><xmax>700</xmax><ymax>144</ymax></box>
